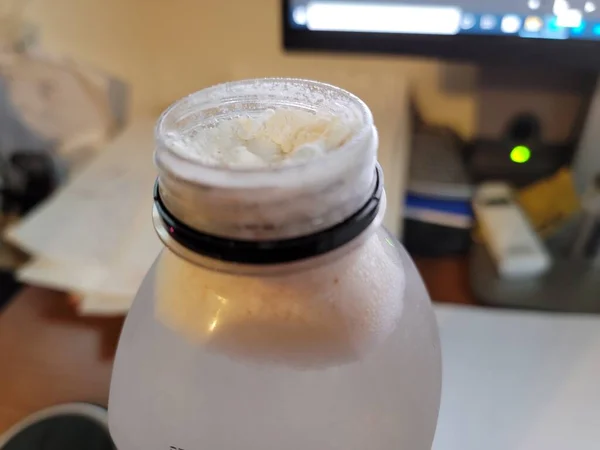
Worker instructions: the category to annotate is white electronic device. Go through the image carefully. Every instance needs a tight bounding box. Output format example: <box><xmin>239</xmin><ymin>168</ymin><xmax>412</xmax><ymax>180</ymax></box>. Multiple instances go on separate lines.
<box><xmin>473</xmin><ymin>182</ymin><xmax>551</xmax><ymax>279</ymax></box>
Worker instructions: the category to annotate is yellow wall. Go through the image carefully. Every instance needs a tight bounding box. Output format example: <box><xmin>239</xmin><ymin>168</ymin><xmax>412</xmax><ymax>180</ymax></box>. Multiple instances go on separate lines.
<box><xmin>27</xmin><ymin>0</ymin><xmax>476</xmax><ymax>136</ymax></box>
<box><xmin>26</xmin><ymin>0</ymin><xmax>159</xmax><ymax>114</ymax></box>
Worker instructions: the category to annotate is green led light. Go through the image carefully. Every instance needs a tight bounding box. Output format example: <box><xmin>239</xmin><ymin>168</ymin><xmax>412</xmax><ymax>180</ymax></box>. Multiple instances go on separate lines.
<box><xmin>510</xmin><ymin>145</ymin><xmax>531</xmax><ymax>164</ymax></box>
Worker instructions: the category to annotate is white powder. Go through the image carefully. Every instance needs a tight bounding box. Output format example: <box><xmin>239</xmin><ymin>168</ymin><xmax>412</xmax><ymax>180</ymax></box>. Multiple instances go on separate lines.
<box><xmin>165</xmin><ymin>108</ymin><xmax>359</xmax><ymax>169</ymax></box>
<box><xmin>156</xmin><ymin>80</ymin><xmax>377</xmax><ymax>241</ymax></box>
<box><xmin>155</xmin><ymin>233</ymin><xmax>405</xmax><ymax>368</ymax></box>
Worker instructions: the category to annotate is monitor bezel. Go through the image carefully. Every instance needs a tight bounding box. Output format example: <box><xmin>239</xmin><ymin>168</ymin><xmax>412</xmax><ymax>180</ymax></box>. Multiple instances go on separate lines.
<box><xmin>282</xmin><ymin>0</ymin><xmax>600</xmax><ymax>71</ymax></box>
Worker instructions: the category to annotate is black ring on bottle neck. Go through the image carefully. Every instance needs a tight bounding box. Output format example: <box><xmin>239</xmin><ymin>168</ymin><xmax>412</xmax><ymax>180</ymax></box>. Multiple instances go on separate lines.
<box><xmin>154</xmin><ymin>164</ymin><xmax>383</xmax><ymax>264</ymax></box>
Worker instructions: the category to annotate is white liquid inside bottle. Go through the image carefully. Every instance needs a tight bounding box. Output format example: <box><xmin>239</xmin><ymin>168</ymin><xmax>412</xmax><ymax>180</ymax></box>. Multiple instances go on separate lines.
<box><xmin>108</xmin><ymin>79</ymin><xmax>441</xmax><ymax>450</ymax></box>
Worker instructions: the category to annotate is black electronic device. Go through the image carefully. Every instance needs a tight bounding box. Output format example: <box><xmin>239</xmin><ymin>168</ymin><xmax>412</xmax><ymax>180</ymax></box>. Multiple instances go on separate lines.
<box><xmin>0</xmin><ymin>151</ymin><xmax>58</xmax><ymax>216</ymax></box>
<box><xmin>467</xmin><ymin>114</ymin><xmax>572</xmax><ymax>186</ymax></box>
<box><xmin>283</xmin><ymin>0</ymin><xmax>600</xmax><ymax>187</ymax></box>
<box><xmin>283</xmin><ymin>0</ymin><xmax>600</xmax><ymax>69</ymax></box>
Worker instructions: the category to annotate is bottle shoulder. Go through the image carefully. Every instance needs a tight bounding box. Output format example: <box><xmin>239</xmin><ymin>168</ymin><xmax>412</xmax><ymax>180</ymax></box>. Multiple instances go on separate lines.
<box><xmin>153</xmin><ymin>231</ymin><xmax>406</xmax><ymax>367</ymax></box>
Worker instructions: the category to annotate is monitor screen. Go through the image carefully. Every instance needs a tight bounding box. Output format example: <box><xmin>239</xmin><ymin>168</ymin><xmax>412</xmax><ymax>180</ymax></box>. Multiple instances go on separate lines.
<box><xmin>288</xmin><ymin>0</ymin><xmax>600</xmax><ymax>40</ymax></box>
<box><xmin>284</xmin><ymin>0</ymin><xmax>600</xmax><ymax>68</ymax></box>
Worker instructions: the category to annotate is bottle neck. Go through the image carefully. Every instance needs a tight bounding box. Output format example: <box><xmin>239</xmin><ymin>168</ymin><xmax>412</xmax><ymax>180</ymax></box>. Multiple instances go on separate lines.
<box><xmin>155</xmin><ymin>125</ymin><xmax>378</xmax><ymax>242</ymax></box>
<box><xmin>153</xmin><ymin>189</ymin><xmax>388</xmax><ymax>276</ymax></box>
<box><xmin>152</xmin><ymin>78</ymin><xmax>380</xmax><ymax>273</ymax></box>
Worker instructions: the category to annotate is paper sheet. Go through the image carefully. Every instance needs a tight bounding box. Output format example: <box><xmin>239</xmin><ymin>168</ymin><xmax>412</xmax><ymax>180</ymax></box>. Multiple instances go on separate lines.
<box><xmin>6</xmin><ymin>118</ymin><xmax>163</xmax><ymax>314</ymax></box>
<box><xmin>6</xmin><ymin>119</ymin><xmax>158</xmax><ymax>264</ymax></box>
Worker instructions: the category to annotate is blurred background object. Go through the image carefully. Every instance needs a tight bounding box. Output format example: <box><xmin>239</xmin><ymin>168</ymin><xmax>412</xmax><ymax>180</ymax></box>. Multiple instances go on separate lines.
<box><xmin>0</xmin><ymin>0</ymin><xmax>128</xmax><ymax>308</ymax></box>
<box><xmin>283</xmin><ymin>0</ymin><xmax>600</xmax><ymax>312</ymax></box>
<box><xmin>5</xmin><ymin>120</ymin><xmax>158</xmax><ymax>315</ymax></box>
<box><xmin>403</xmin><ymin>124</ymin><xmax>474</xmax><ymax>257</ymax></box>
<box><xmin>0</xmin><ymin>0</ymin><xmax>36</xmax><ymax>53</ymax></box>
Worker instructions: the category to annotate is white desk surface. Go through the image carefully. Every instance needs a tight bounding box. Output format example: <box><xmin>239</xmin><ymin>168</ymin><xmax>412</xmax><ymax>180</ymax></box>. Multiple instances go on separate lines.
<box><xmin>434</xmin><ymin>305</ymin><xmax>600</xmax><ymax>450</ymax></box>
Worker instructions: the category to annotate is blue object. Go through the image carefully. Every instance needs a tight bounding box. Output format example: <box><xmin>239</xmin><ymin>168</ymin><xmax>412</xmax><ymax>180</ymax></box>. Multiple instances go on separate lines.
<box><xmin>406</xmin><ymin>194</ymin><xmax>473</xmax><ymax>217</ymax></box>
<box><xmin>572</xmin><ymin>21</ymin><xmax>586</xmax><ymax>35</ymax></box>
<box><xmin>547</xmin><ymin>16</ymin><xmax>563</xmax><ymax>33</ymax></box>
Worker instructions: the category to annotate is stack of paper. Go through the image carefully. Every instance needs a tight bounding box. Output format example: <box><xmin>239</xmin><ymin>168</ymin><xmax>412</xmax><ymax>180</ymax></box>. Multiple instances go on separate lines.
<box><xmin>5</xmin><ymin>119</ymin><xmax>163</xmax><ymax>315</ymax></box>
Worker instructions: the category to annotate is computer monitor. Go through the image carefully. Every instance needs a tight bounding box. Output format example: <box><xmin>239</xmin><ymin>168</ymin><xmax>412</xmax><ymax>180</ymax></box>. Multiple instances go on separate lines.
<box><xmin>283</xmin><ymin>0</ymin><xmax>600</xmax><ymax>69</ymax></box>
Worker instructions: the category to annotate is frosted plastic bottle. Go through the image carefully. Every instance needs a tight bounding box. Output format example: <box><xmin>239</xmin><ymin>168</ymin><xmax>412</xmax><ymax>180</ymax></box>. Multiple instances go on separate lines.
<box><xmin>108</xmin><ymin>79</ymin><xmax>441</xmax><ymax>450</ymax></box>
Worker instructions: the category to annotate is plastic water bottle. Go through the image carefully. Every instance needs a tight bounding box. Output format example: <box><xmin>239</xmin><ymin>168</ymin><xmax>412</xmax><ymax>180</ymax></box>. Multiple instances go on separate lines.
<box><xmin>109</xmin><ymin>79</ymin><xmax>441</xmax><ymax>450</ymax></box>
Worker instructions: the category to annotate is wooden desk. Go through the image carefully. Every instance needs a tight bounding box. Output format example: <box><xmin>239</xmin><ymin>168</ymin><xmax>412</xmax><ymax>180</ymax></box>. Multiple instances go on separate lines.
<box><xmin>0</xmin><ymin>287</ymin><xmax>123</xmax><ymax>432</ymax></box>
<box><xmin>0</xmin><ymin>257</ymin><xmax>475</xmax><ymax>433</ymax></box>
<box><xmin>413</xmin><ymin>256</ymin><xmax>477</xmax><ymax>306</ymax></box>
